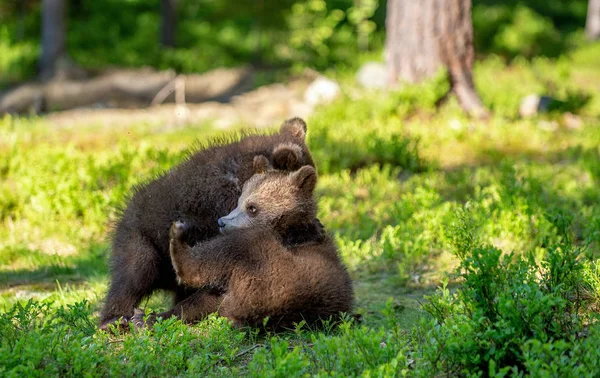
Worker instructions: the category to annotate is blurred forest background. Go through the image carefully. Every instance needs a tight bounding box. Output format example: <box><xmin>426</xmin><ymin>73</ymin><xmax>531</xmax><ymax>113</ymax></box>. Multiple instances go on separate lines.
<box><xmin>2</xmin><ymin>1</ymin><xmax>600</xmax><ymax>376</ymax></box>
<box><xmin>2</xmin><ymin>0</ymin><xmax>599</xmax><ymax>120</ymax></box>
<box><xmin>0</xmin><ymin>0</ymin><xmax>596</xmax><ymax>84</ymax></box>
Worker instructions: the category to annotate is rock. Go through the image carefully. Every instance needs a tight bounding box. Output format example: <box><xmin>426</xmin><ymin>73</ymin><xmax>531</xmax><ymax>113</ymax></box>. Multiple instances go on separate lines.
<box><xmin>562</xmin><ymin>112</ymin><xmax>583</xmax><ymax>130</ymax></box>
<box><xmin>356</xmin><ymin>62</ymin><xmax>388</xmax><ymax>89</ymax></box>
<box><xmin>519</xmin><ymin>94</ymin><xmax>554</xmax><ymax>118</ymax></box>
<box><xmin>448</xmin><ymin>118</ymin><xmax>464</xmax><ymax>130</ymax></box>
<box><xmin>304</xmin><ymin>77</ymin><xmax>341</xmax><ymax>106</ymax></box>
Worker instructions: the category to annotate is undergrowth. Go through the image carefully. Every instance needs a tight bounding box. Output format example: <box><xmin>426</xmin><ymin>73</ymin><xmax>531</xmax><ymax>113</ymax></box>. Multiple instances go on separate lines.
<box><xmin>415</xmin><ymin>208</ymin><xmax>600</xmax><ymax>376</ymax></box>
<box><xmin>1</xmin><ymin>44</ymin><xmax>599</xmax><ymax>376</ymax></box>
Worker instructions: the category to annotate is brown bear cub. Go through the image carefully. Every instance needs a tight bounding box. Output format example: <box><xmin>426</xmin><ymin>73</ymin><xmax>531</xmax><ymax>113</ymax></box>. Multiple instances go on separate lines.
<box><xmin>100</xmin><ymin>118</ymin><xmax>315</xmax><ymax>330</ymax></box>
<box><xmin>162</xmin><ymin>156</ymin><xmax>353</xmax><ymax>329</ymax></box>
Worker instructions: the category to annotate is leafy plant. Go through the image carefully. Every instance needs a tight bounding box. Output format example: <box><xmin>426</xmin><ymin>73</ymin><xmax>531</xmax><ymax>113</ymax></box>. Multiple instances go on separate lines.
<box><xmin>417</xmin><ymin>207</ymin><xmax>600</xmax><ymax>375</ymax></box>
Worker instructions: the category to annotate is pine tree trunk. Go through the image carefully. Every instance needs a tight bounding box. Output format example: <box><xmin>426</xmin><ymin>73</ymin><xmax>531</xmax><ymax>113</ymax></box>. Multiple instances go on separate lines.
<box><xmin>17</xmin><ymin>1</ymin><xmax>26</xmax><ymax>41</ymax></box>
<box><xmin>587</xmin><ymin>0</ymin><xmax>600</xmax><ymax>40</ymax></box>
<box><xmin>40</xmin><ymin>0</ymin><xmax>67</xmax><ymax>81</ymax></box>
<box><xmin>161</xmin><ymin>0</ymin><xmax>177</xmax><ymax>47</ymax></box>
<box><xmin>385</xmin><ymin>0</ymin><xmax>487</xmax><ymax>118</ymax></box>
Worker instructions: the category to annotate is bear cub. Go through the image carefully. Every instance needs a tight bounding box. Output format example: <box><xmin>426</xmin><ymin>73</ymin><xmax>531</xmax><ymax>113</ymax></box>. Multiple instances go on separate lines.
<box><xmin>166</xmin><ymin>156</ymin><xmax>354</xmax><ymax>328</ymax></box>
<box><xmin>100</xmin><ymin>118</ymin><xmax>315</xmax><ymax>330</ymax></box>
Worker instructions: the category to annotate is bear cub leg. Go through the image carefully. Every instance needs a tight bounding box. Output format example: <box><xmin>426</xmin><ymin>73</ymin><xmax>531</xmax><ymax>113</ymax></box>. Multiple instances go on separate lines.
<box><xmin>130</xmin><ymin>221</ymin><xmax>225</xmax><ymax>329</ymax></box>
<box><xmin>169</xmin><ymin>221</ymin><xmax>194</xmax><ymax>286</ymax></box>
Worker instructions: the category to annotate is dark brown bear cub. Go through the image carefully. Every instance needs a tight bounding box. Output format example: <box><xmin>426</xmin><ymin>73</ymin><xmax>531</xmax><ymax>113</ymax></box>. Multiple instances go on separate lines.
<box><xmin>165</xmin><ymin>156</ymin><xmax>354</xmax><ymax>328</ymax></box>
<box><xmin>100</xmin><ymin>118</ymin><xmax>314</xmax><ymax>330</ymax></box>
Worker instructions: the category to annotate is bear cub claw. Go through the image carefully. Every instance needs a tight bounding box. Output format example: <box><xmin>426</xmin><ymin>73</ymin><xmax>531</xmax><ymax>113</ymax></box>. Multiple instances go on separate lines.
<box><xmin>131</xmin><ymin>308</ymin><xmax>157</xmax><ymax>330</ymax></box>
<box><xmin>131</xmin><ymin>308</ymin><xmax>145</xmax><ymax>329</ymax></box>
<box><xmin>98</xmin><ymin>316</ymin><xmax>131</xmax><ymax>332</ymax></box>
<box><xmin>170</xmin><ymin>220</ymin><xmax>188</xmax><ymax>240</ymax></box>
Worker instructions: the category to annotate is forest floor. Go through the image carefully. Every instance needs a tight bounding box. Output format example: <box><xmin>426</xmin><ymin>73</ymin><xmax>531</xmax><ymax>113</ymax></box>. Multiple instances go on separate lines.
<box><xmin>1</xmin><ymin>42</ymin><xmax>600</xmax><ymax>376</ymax></box>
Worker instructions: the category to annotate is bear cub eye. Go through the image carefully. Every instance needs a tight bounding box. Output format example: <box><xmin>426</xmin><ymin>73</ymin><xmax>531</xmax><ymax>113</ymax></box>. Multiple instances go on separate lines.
<box><xmin>246</xmin><ymin>204</ymin><xmax>258</xmax><ymax>216</ymax></box>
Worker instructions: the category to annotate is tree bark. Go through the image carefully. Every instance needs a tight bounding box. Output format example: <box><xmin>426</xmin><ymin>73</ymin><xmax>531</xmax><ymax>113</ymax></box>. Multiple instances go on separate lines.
<box><xmin>17</xmin><ymin>1</ymin><xmax>26</xmax><ymax>41</ymax></box>
<box><xmin>40</xmin><ymin>0</ymin><xmax>67</xmax><ymax>81</ymax></box>
<box><xmin>161</xmin><ymin>0</ymin><xmax>177</xmax><ymax>47</ymax></box>
<box><xmin>385</xmin><ymin>0</ymin><xmax>488</xmax><ymax>118</ymax></box>
<box><xmin>587</xmin><ymin>0</ymin><xmax>600</xmax><ymax>40</ymax></box>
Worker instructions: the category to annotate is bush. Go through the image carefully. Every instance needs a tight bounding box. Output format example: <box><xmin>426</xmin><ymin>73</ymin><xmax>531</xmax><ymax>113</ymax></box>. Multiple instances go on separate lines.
<box><xmin>0</xmin><ymin>27</ymin><xmax>38</xmax><ymax>86</ymax></box>
<box><xmin>0</xmin><ymin>300</ymin><xmax>246</xmax><ymax>377</ymax></box>
<box><xmin>472</xmin><ymin>0</ymin><xmax>588</xmax><ymax>58</ymax></box>
<box><xmin>414</xmin><ymin>208</ymin><xmax>600</xmax><ymax>375</ymax></box>
<box><xmin>493</xmin><ymin>6</ymin><xmax>562</xmax><ymax>59</ymax></box>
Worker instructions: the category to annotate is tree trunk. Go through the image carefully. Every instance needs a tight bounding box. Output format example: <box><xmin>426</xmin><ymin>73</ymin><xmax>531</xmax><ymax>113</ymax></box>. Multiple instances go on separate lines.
<box><xmin>17</xmin><ymin>1</ymin><xmax>26</xmax><ymax>41</ymax></box>
<box><xmin>161</xmin><ymin>0</ymin><xmax>177</xmax><ymax>48</ymax></box>
<box><xmin>385</xmin><ymin>0</ymin><xmax>488</xmax><ymax>118</ymax></box>
<box><xmin>587</xmin><ymin>0</ymin><xmax>600</xmax><ymax>40</ymax></box>
<box><xmin>40</xmin><ymin>0</ymin><xmax>67</xmax><ymax>81</ymax></box>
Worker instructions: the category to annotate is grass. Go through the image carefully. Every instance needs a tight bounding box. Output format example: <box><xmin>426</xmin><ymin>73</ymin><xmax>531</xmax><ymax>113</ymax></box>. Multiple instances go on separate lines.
<box><xmin>1</xmin><ymin>43</ymin><xmax>600</xmax><ymax>376</ymax></box>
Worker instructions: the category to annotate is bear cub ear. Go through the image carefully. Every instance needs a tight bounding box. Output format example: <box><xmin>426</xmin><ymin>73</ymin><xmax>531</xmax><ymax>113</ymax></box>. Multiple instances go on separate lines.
<box><xmin>279</xmin><ymin>117</ymin><xmax>307</xmax><ymax>141</ymax></box>
<box><xmin>291</xmin><ymin>165</ymin><xmax>317</xmax><ymax>194</ymax></box>
<box><xmin>272</xmin><ymin>142</ymin><xmax>303</xmax><ymax>171</ymax></box>
<box><xmin>253</xmin><ymin>155</ymin><xmax>273</xmax><ymax>174</ymax></box>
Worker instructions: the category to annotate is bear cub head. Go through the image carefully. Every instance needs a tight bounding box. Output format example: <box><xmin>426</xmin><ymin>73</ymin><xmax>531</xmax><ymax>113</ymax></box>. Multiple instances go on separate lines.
<box><xmin>217</xmin><ymin>155</ymin><xmax>317</xmax><ymax>234</ymax></box>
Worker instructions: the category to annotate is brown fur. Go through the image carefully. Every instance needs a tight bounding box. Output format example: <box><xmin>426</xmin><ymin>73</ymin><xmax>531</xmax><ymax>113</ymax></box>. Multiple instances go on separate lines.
<box><xmin>99</xmin><ymin>118</ymin><xmax>314</xmax><ymax>330</ymax></box>
<box><xmin>162</xmin><ymin>162</ymin><xmax>354</xmax><ymax>329</ymax></box>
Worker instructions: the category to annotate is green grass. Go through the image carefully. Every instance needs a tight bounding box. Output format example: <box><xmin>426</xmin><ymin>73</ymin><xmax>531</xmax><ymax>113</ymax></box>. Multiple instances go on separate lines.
<box><xmin>1</xmin><ymin>44</ymin><xmax>600</xmax><ymax>376</ymax></box>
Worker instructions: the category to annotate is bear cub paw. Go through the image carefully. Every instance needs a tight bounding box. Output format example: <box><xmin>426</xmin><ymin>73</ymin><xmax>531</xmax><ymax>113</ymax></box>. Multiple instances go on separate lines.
<box><xmin>170</xmin><ymin>220</ymin><xmax>188</xmax><ymax>240</ymax></box>
<box><xmin>131</xmin><ymin>308</ymin><xmax>157</xmax><ymax>330</ymax></box>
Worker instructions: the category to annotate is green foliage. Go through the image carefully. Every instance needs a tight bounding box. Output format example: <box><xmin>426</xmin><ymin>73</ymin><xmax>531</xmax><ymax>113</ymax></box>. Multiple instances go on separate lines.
<box><xmin>347</xmin><ymin>0</ymin><xmax>379</xmax><ymax>51</ymax></box>
<box><xmin>307</xmin><ymin>319</ymin><xmax>411</xmax><ymax>376</ymax></box>
<box><xmin>0</xmin><ymin>27</ymin><xmax>37</xmax><ymax>86</ymax></box>
<box><xmin>492</xmin><ymin>5</ymin><xmax>562</xmax><ymax>58</ymax></box>
<box><xmin>1</xmin><ymin>44</ymin><xmax>600</xmax><ymax>376</ymax></box>
<box><xmin>0</xmin><ymin>0</ymin><xmax>593</xmax><ymax>83</ymax></box>
<box><xmin>281</xmin><ymin>0</ymin><xmax>363</xmax><ymax>70</ymax></box>
<box><xmin>0</xmin><ymin>300</ymin><xmax>247</xmax><ymax>377</ymax></box>
<box><xmin>248</xmin><ymin>338</ymin><xmax>311</xmax><ymax>377</ymax></box>
<box><xmin>0</xmin><ymin>0</ymin><xmax>382</xmax><ymax>82</ymax></box>
<box><xmin>305</xmin><ymin>71</ymin><xmax>453</xmax><ymax>174</ymax></box>
<box><xmin>415</xmin><ymin>209</ymin><xmax>600</xmax><ymax>375</ymax></box>
<box><xmin>472</xmin><ymin>0</ymin><xmax>589</xmax><ymax>58</ymax></box>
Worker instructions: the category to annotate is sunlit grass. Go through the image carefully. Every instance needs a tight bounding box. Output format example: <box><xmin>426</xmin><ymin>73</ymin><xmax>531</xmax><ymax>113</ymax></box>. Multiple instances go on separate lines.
<box><xmin>1</xmin><ymin>45</ymin><xmax>600</xmax><ymax>375</ymax></box>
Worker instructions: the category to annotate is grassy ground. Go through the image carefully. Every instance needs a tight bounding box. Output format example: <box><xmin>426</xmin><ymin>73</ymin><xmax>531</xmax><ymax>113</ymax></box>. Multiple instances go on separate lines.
<box><xmin>1</xmin><ymin>43</ymin><xmax>600</xmax><ymax>376</ymax></box>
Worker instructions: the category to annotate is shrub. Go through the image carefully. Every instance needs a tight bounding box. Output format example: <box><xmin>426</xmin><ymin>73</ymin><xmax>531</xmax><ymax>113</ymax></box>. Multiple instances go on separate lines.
<box><xmin>415</xmin><ymin>208</ymin><xmax>600</xmax><ymax>375</ymax></box>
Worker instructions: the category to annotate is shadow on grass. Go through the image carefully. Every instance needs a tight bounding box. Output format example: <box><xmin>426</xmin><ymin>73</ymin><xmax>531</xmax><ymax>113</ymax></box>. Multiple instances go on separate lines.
<box><xmin>0</xmin><ymin>243</ymin><xmax>108</xmax><ymax>289</ymax></box>
<box><xmin>311</xmin><ymin>132</ymin><xmax>431</xmax><ymax>176</ymax></box>
<box><xmin>436</xmin><ymin>145</ymin><xmax>600</xmax><ymax>203</ymax></box>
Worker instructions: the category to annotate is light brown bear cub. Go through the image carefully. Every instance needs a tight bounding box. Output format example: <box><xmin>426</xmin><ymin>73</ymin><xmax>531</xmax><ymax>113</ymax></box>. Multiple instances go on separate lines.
<box><xmin>167</xmin><ymin>156</ymin><xmax>354</xmax><ymax>329</ymax></box>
